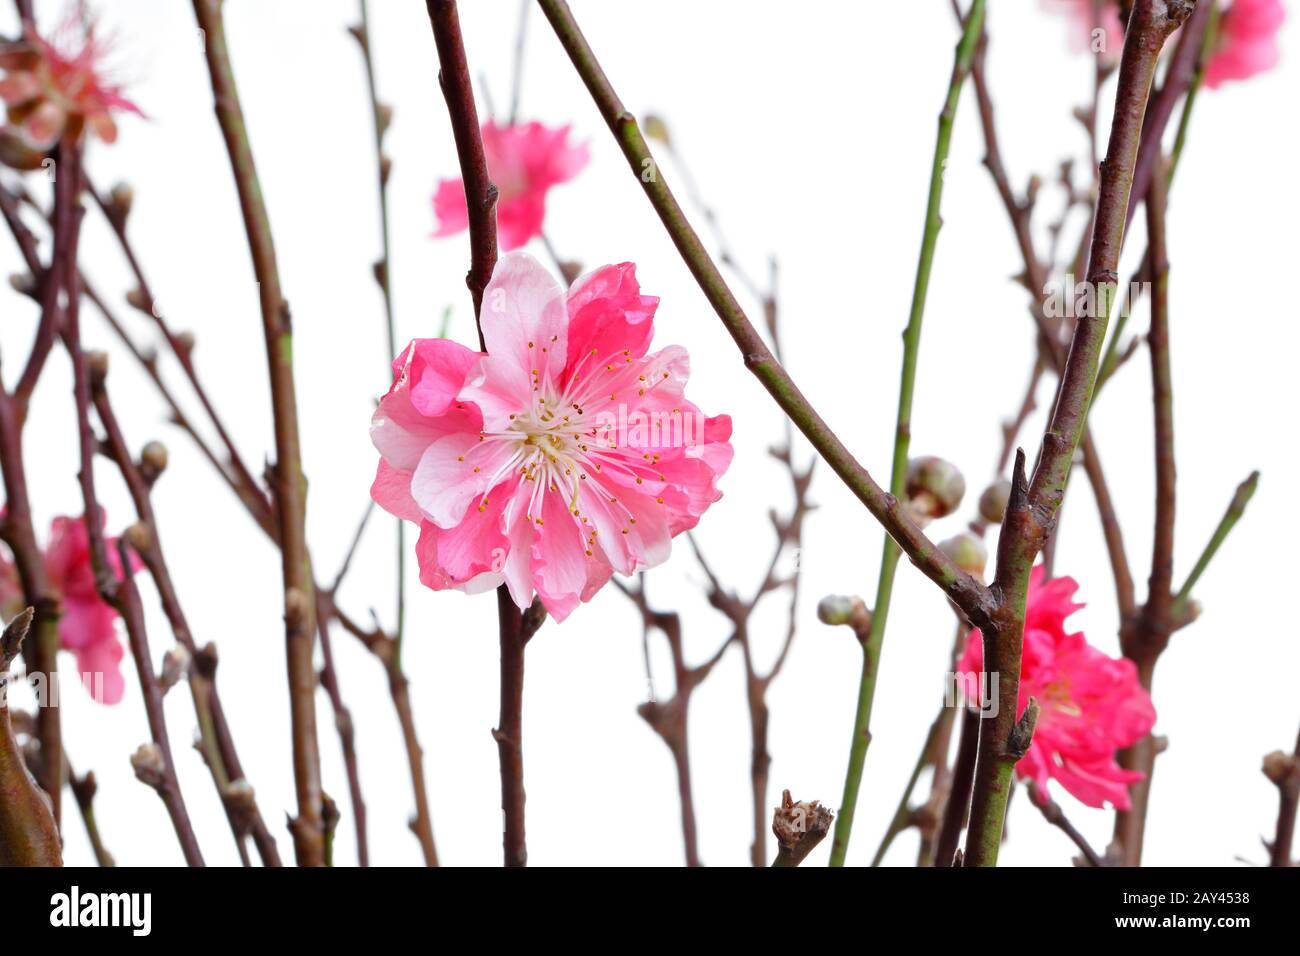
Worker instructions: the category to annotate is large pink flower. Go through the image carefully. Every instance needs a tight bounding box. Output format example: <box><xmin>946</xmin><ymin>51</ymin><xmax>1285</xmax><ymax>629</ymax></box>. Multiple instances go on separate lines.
<box><xmin>370</xmin><ymin>252</ymin><xmax>733</xmax><ymax>621</ymax></box>
<box><xmin>433</xmin><ymin>121</ymin><xmax>589</xmax><ymax>251</ymax></box>
<box><xmin>1204</xmin><ymin>0</ymin><xmax>1285</xmax><ymax>89</ymax></box>
<box><xmin>42</xmin><ymin>514</ymin><xmax>138</xmax><ymax>705</ymax></box>
<box><xmin>0</xmin><ymin>6</ymin><xmax>142</xmax><ymax>148</ymax></box>
<box><xmin>957</xmin><ymin>566</ymin><xmax>1156</xmax><ymax>810</ymax></box>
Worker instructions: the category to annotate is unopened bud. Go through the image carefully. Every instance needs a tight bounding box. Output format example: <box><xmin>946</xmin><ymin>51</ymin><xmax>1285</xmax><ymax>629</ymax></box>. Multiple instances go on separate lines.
<box><xmin>174</xmin><ymin>330</ymin><xmax>196</xmax><ymax>353</ymax></box>
<box><xmin>979</xmin><ymin>480</ymin><xmax>1012</xmax><ymax>524</ymax></box>
<box><xmin>8</xmin><ymin>272</ymin><xmax>37</xmax><ymax>298</ymax></box>
<box><xmin>108</xmin><ymin>182</ymin><xmax>134</xmax><ymax>225</ymax></box>
<box><xmin>284</xmin><ymin>587</ymin><xmax>310</xmax><ymax>631</ymax></box>
<box><xmin>125</xmin><ymin>286</ymin><xmax>150</xmax><ymax>313</ymax></box>
<box><xmin>1263</xmin><ymin>750</ymin><xmax>1299</xmax><ymax>787</ymax></box>
<box><xmin>85</xmin><ymin>350</ymin><xmax>109</xmax><ymax>384</ymax></box>
<box><xmin>159</xmin><ymin>645</ymin><xmax>190</xmax><ymax>693</ymax></box>
<box><xmin>140</xmin><ymin>440</ymin><xmax>169</xmax><ymax>481</ymax></box>
<box><xmin>905</xmin><ymin>456</ymin><xmax>966</xmax><ymax>522</ymax></box>
<box><xmin>130</xmin><ymin>742</ymin><xmax>166</xmax><ymax>788</ymax></box>
<box><xmin>122</xmin><ymin>521</ymin><xmax>153</xmax><ymax>555</ymax></box>
<box><xmin>940</xmin><ymin>532</ymin><xmax>988</xmax><ymax>580</ymax></box>
<box><xmin>642</xmin><ymin>114</ymin><xmax>671</xmax><ymax>146</ymax></box>
<box><xmin>376</xmin><ymin>102</ymin><xmax>393</xmax><ymax>136</ymax></box>
<box><xmin>817</xmin><ymin>594</ymin><xmax>872</xmax><ymax>636</ymax></box>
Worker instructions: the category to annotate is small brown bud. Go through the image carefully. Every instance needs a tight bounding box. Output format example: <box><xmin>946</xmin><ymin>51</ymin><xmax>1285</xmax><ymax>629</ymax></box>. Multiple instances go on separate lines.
<box><xmin>1263</xmin><ymin>750</ymin><xmax>1299</xmax><ymax>787</ymax></box>
<box><xmin>140</xmin><ymin>440</ymin><xmax>169</xmax><ymax>481</ymax></box>
<box><xmin>285</xmin><ymin>587</ymin><xmax>310</xmax><ymax>631</ymax></box>
<box><xmin>174</xmin><ymin>330</ymin><xmax>196</xmax><ymax>353</ymax></box>
<box><xmin>107</xmin><ymin>181</ymin><xmax>134</xmax><ymax>225</ymax></box>
<box><xmin>379</xmin><ymin>154</ymin><xmax>393</xmax><ymax>186</ymax></box>
<box><xmin>122</xmin><ymin>521</ymin><xmax>153</xmax><ymax>555</ymax></box>
<box><xmin>159</xmin><ymin>645</ymin><xmax>190</xmax><ymax>694</ymax></box>
<box><xmin>8</xmin><ymin>272</ymin><xmax>38</xmax><ymax>298</ymax></box>
<box><xmin>979</xmin><ymin>480</ymin><xmax>1012</xmax><ymax>524</ymax></box>
<box><xmin>376</xmin><ymin>102</ymin><xmax>393</xmax><ymax>136</ymax></box>
<box><xmin>85</xmin><ymin>350</ymin><xmax>109</xmax><ymax>385</ymax></box>
<box><xmin>125</xmin><ymin>286</ymin><xmax>151</xmax><ymax>313</ymax></box>
<box><xmin>940</xmin><ymin>532</ymin><xmax>988</xmax><ymax>580</ymax></box>
<box><xmin>905</xmin><ymin>456</ymin><xmax>966</xmax><ymax>522</ymax></box>
<box><xmin>131</xmin><ymin>742</ymin><xmax>166</xmax><ymax>789</ymax></box>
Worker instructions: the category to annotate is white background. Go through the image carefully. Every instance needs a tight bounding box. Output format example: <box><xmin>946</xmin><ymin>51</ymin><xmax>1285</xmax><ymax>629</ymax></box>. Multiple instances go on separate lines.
<box><xmin>1</xmin><ymin>0</ymin><xmax>1296</xmax><ymax>867</ymax></box>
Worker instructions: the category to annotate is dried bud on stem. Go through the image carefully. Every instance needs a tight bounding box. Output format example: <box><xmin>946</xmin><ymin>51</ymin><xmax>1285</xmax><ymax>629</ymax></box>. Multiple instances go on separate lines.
<box><xmin>771</xmin><ymin>789</ymin><xmax>833</xmax><ymax>867</ymax></box>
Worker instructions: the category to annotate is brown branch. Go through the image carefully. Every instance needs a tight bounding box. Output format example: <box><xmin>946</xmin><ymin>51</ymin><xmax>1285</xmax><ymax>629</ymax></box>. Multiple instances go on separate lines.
<box><xmin>1030</xmin><ymin>783</ymin><xmax>1105</xmax><ymax>867</ymax></box>
<box><xmin>426</xmin><ymin>0</ymin><xmax>498</xmax><ymax>327</ymax></box>
<box><xmin>90</xmin><ymin>374</ymin><xmax>282</xmax><ymax>867</ymax></box>
<box><xmin>933</xmin><ymin>705</ymin><xmax>979</xmax><ymax>868</ymax></box>
<box><xmin>0</xmin><ymin>608</ymin><xmax>62</xmax><ymax>866</ymax></box>
<box><xmin>616</xmin><ymin>577</ymin><xmax>731</xmax><ymax>866</ymax></box>
<box><xmin>313</xmin><ymin>593</ymin><xmax>367</xmax><ymax>866</ymax></box>
<box><xmin>86</xmin><ymin>177</ymin><xmax>275</xmax><ymax>534</ymax></box>
<box><xmin>63</xmin><ymin>750</ymin><xmax>113</xmax><ymax>867</ymax></box>
<box><xmin>193</xmin><ymin>0</ymin><xmax>326</xmax><ymax>866</ymax></box>
<box><xmin>426</xmin><ymin>0</ymin><xmax>522</xmax><ymax>867</ymax></box>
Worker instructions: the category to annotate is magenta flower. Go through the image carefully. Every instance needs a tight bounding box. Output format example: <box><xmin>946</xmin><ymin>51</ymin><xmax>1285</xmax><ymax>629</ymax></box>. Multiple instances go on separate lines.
<box><xmin>370</xmin><ymin>252</ymin><xmax>733</xmax><ymax>621</ymax></box>
<box><xmin>957</xmin><ymin>566</ymin><xmax>1156</xmax><ymax>810</ymax></box>
<box><xmin>1205</xmin><ymin>0</ymin><xmax>1285</xmax><ymax>89</ymax></box>
<box><xmin>42</xmin><ymin>514</ymin><xmax>138</xmax><ymax>705</ymax></box>
<box><xmin>0</xmin><ymin>6</ymin><xmax>142</xmax><ymax>148</ymax></box>
<box><xmin>432</xmin><ymin>121</ymin><xmax>589</xmax><ymax>251</ymax></box>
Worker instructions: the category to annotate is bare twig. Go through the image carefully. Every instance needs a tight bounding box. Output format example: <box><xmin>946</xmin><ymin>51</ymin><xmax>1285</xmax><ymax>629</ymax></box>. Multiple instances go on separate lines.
<box><xmin>193</xmin><ymin>0</ymin><xmax>326</xmax><ymax>865</ymax></box>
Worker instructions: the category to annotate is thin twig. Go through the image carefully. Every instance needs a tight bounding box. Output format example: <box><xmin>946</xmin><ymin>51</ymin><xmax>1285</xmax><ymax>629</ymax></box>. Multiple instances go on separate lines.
<box><xmin>193</xmin><ymin>0</ymin><xmax>326</xmax><ymax>865</ymax></box>
<box><xmin>1030</xmin><ymin>783</ymin><xmax>1104</xmax><ymax>867</ymax></box>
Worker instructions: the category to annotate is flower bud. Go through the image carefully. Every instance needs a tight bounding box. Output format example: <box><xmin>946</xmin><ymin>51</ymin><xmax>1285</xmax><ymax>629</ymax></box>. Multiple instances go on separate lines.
<box><xmin>940</xmin><ymin>532</ymin><xmax>988</xmax><ymax>580</ymax></box>
<box><xmin>175</xmin><ymin>330</ymin><xmax>196</xmax><ymax>353</ymax></box>
<box><xmin>107</xmin><ymin>181</ymin><xmax>134</xmax><ymax>227</ymax></box>
<box><xmin>85</xmin><ymin>350</ymin><xmax>109</xmax><ymax>385</ymax></box>
<box><xmin>643</xmin><ymin>113</ymin><xmax>671</xmax><ymax>146</ymax></box>
<box><xmin>1263</xmin><ymin>750</ymin><xmax>1299</xmax><ymax>787</ymax></box>
<box><xmin>8</xmin><ymin>272</ymin><xmax>38</xmax><ymax>299</ymax></box>
<box><xmin>131</xmin><ymin>742</ymin><xmax>166</xmax><ymax>789</ymax></box>
<box><xmin>979</xmin><ymin>480</ymin><xmax>1012</xmax><ymax>524</ymax></box>
<box><xmin>123</xmin><ymin>521</ymin><xmax>153</xmax><ymax>555</ymax></box>
<box><xmin>125</xmin><ymin>286</ymin><xmax>151</xmax><ymax>313</ymax></box>
<box><xmin>816</xmin><ymin>594</ymin><xmax>872</xmax><ymax>635</ymax></box>
<box><xmin>140</xmin><ymin>440</ymin><xmax>169</xmax><ymax>482</ymax></box>
<box><xmin>159</xmin><ymin>645</ymin><xmax>190</xmax><ymax>694</ymax></box>
<box><xmin>905</xmin><ymin>456</ymin><xmax>966</xmax><ymax>522</ymax></box>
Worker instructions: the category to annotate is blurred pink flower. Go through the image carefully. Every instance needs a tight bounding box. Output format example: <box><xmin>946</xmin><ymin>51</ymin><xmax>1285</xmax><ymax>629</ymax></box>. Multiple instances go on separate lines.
<box><xmin>0</xmin><ymin>5</ymin><xmax>142</xmax><ymax>148</ymax></box>
<box><xmin>371</xmin><ymin>252</ymin><xmax>733</xmax><ymax>621</ymax></box>
<box><xmin>957</xmin><ymin>565</ymin><xmax>1156</xmax><ymax>810</ymax></box>
<box><xmin>1043</xmin><ymin>0</ymin><xmax>1127</xmax><ymax>62</ymax></box>
<box><xmin>433</xmin><ymin>121</ymin><xmax>589</xmax><ymax>251</ymax></box>
<box><xmin>42</xmin><ymin>514</ymin><xmax>138</xmax><ymax>705</ymax></box>
<box><xmin>1205</xmin><ymin>0</ymin><xmax>1285</xmax><ymax>89</ymax></box>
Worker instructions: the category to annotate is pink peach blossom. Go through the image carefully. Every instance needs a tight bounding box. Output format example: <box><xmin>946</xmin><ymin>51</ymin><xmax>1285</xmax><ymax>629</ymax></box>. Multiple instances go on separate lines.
<box><xmin>1043</xmin><ymin>0</ymin><xmax>1127</xmax><ymax>63</ymax></box>
<box><xmin>957</xmin><ymin>565</ymin><xmax>1156</xmax><ymax>810</ymax></box>
<box><xmin>0</xmin><ymin>5</ymin><xmax>142</xmax><ymax>148</ymax></box>
<box><xmin>433</xmin><ymin>121</ymin><xmax>588</xmax><ymax>251</ymax></box>
<box><xmin>41</xmin><ymin>514</ymin><xmax>138</xmax><ymax>705</ymax></box>
<box><xmin>370</xmin><ymin>252</ymin><xmax>732</xmax><ymax>621</ymax></box>
<box><xmin>1204</xmin><ymin>0</ymin><xmax>1285</xmax><ymax>89</ymax></box>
